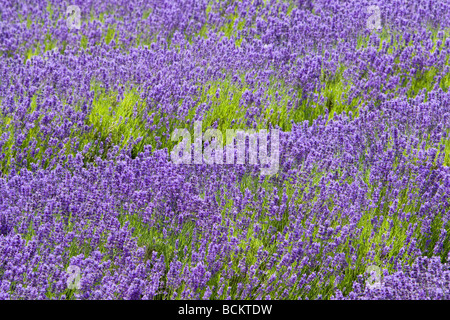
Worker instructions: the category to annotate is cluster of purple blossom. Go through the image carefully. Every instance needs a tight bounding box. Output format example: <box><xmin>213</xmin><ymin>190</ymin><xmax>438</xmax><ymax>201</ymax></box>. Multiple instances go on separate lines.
<box><xmin>336</xmin><ymin>256</ymin><xmax>450</xmax><ymax>299</ymax></box>
<box><xmin>0</xmin><ymin>0</ymin><xmax>449</xmax><ymax>299</ymax></box>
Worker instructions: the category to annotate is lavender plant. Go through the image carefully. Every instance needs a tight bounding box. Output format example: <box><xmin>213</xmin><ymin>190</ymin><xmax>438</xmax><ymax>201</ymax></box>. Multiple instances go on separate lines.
<box><xmin>0</xmin><ymin>0</ymin><xmax>449</xmax><ymax>300</ymax></box>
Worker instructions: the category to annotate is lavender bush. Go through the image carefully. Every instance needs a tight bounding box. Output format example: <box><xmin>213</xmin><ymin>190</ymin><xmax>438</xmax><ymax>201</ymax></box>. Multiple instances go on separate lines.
<box><xmin>0</xmin><ymin>0</ymin><xmax>449</xmax><ymax>300</ymax></box>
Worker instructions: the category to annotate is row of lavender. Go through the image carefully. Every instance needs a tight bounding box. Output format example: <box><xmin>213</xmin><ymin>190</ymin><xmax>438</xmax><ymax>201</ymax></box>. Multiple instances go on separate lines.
<box><xmin>0</xmin><ymin>0</ymin><xmax>449</xmax><ymax>299</ymax></box>
<box><xmin>1</xmin><ymin>1</ymin><xmax>450</xmax><ymax>171</ymax></box>
<box><xmin>1</xmin><ymin>92</ymin><xmax>449</xmax><ymax>299</ymax></box>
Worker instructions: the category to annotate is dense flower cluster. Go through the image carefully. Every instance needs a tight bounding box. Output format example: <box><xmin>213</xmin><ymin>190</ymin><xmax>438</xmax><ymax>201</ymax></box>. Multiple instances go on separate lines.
<box><xmin>0</xmin><ymin>0</ymin><xmax>449</xmax><ymax>299</ymax></box>
<box><xmin>334</xmin><ymin>256</ymin><xmax>450</xmax><ymax>299</ymax></box>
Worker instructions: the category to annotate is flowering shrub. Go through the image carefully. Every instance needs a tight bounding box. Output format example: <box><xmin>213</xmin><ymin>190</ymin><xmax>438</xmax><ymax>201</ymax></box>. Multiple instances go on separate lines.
<box><xmin>0</xmin><ymin>0</ymin><xmax>449</xmax><ymax>299</ymax></box>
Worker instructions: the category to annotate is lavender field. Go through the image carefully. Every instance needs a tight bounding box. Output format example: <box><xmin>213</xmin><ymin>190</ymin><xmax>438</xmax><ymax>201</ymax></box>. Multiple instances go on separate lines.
<box><xmin>0</xmin><ymin>0</ymin><xmax>449</xmax><ymax>300</ymax></box>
